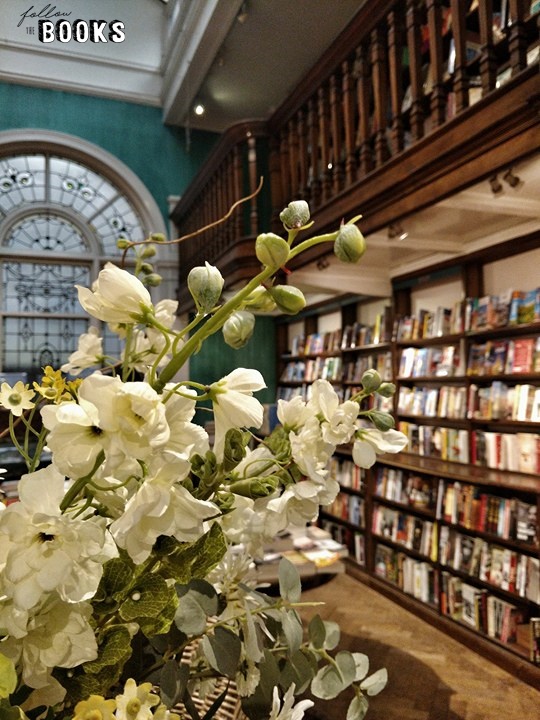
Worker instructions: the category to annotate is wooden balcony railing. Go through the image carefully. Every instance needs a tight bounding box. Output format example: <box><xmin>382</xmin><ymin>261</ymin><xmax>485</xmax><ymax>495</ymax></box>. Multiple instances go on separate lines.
<box><xmin>171</xmin><ymin>0</ymin><xmax>539</xmax><ymax>304</ymax></box>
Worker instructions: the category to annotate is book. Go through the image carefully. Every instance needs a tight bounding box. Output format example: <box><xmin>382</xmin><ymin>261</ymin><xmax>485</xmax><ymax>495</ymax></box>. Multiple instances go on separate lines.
<box><xmin>530</xmin><ymin>618</ymin><xmax>540</xmax><ymax>665</ymax></box>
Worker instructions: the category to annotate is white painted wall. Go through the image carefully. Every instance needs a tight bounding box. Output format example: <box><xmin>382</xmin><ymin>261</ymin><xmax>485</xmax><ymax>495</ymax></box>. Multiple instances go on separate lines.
<box><xmin>411</xmin><ymin>277</ymin><xmax>463</xmax><ymax>314</ymax></box>
<box><xmin>484</xmin><ymin>247</ymin><xmax>540</xmax><ymax>294</ymax></box>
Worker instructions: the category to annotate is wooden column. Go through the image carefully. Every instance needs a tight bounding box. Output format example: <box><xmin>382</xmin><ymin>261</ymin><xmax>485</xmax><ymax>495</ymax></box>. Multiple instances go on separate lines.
<box><xmin>507</xmin><ymin>0</ymin><xmax>528</xmax><ymax>75</ymax></box>
<box><xmin>342</xmin><ymin>56</ymin><xmax>358</xmax><ymax>186</ymax></box>
<box><xmin>318</xmin><ymin>85</ymin><xmax>331</xmax><ymax>203</ymax></box>
<box><xmin>406</xmin><ymin>0</ymin><xmax>425</xmax><ymax>141</ymax></box>
<box><xmin>329</xmin><ymin>70</ymin><xmax>344</xmax><ymax>193</ymax></box>
<box><xmin>355</xmin><ymin>43</ymin><xmax>373</xmax><ymax>176</ymax></box>
<box><xmin>307</xmin><ymin>97</ymin><xmax>321</xmax><ymax>209</ymax></box>
<box><xmin>387</xmin><ymin>7</ymin><xmax>405</xmax><ymax>155</ymax></box>
<box><xmin>371</xmin><ymin>25</ymin><xmax>390</xmax><ymax>166</ymax></box>
<box><xmin>426</xmin><ymin>0</ymin><xmax>447</xmax><ymax>127</ymax></box>
<box><xmin>477</xmin><ymin>0</ymin><xmax>497</xmax><ymax>95</ymax></box>
<box><xmin>247</xmin><ymin>135</ymin><xmax>259</xmax><ymax>235</ymax></box>
<box><xmin>449</xmin><ymin>0</ymin><xmax>469</xmax><ymax>113</ymax></box>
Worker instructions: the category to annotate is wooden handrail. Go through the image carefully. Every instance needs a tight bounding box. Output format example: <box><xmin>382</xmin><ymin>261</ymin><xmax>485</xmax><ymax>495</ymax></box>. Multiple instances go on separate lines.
<box><xmin>170</xmin><ymin>0</ymin><xmax>540</xmax><ymax>305</ymax></box>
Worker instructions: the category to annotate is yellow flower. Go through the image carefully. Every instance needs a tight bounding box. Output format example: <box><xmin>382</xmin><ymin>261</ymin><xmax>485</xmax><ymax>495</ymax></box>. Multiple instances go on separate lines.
<box><xmin>0</xmin><ymin>381</ymin><xmax>35</xmax><ymax>416</ymax></box>
<box><xmin>33</xmin><ymin>366</ymin><xmax>76</xmax><ymax>403</ymax></box>
<box><xmin>73</xmin><ymin>694</ymin><xmax>116</xmax><ymax>720</ymax></box>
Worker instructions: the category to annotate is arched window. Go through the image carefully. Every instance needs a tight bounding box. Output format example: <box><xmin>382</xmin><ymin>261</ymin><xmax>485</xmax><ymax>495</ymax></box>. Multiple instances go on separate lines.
<box><xmin>0</xmin><ymin>130</ymin><xmax>168</xmax><ymax>377</ymax></box>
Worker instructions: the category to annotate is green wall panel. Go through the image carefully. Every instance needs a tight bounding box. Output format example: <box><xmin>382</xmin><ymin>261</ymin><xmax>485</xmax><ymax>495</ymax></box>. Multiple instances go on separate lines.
<box><xmin>0</xmin><ymin>83</ymin><xmax>219</xmax><ymax>225</ymax></box>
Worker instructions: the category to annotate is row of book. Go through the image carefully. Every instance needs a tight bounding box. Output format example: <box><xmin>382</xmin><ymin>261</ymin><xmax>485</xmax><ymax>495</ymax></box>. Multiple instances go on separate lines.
<box><xmin>471</xmin><ymin>430</ymin><xmax>539</xmax><ymax>474</ymax></box>
<box><xmin>468</xmin><ymin>382</ymin><xmax>540</xmax><ymax>422</ymax></box>
<box><xmin>439</xmin><ymin>527</ymin><xmax>540</xmax><ymax>603</ymax></box>
<box><xmin>280</xmin><ymin>355</ymin><xmax>342</xmax><ymax>383</ymax></box>
<box><xmin>342</xmin><ymin>351</ymin><xmax>392</xmax><ymax>383</ymax></box>
<box><xmin>440</xmin><ymin>573</ymin><xmax>539</xmax><ymax>657</ymax></box>
<box><xmin>320</xmin><ymin>519</ymin><xmax>365</xmax><ymax>566</ymax></box>
<box><xmin>438</xmin><ymin>480</ymin><xmax>537</xmax><ymax>545</ymax></box>
<box><xmin>373</xmin><ymin>545</ymin><xmax>439</xmax><ymax>606</ymax></box>
<box><xmin>323</xmin><ymin>492</ymin><xmax>364</xmax><ymax>527</ymax></box>
<box><xmin>398</xmin><ymin>384</ymin><xmax>467</xmax><ymax>419</ymax></box>
<box><xmin>398</xmin><ymin>421</ymin><xmax>470</xmax><ymax>464</ymax></box>
<box><xmin>276</xmin><ymin>384</ymin><xmax>315</xmax><ymax>402</ymax></box>
<box><xmin>467</xmin><ymin>336</ymin><xmax>540</xmax><ymax>375</ymax></box>
<box><xmin>398</xmin><ymin>345</ymin><xmax>463</xmax><ymax>378</ymax></box>
<box><xmin>327</xmin><ymin>457</ymin><xmax>365</xmax><ymax>492</ymax></box>
<box><xmin>372</xmin><ymin>505</ymin><xmax>437</xmax><ymax>559</ymax></box>
<box><xmin>395</xmin><ymin>304</ymin><xmax>460</xmax><ymax>341</ymax></box>
<box><xmin>374</xmin><ymin>466</ymin><xmax>437</xmax><ymax>510</ymax></box>
<box><xmin>465</xmin><ymin>287</ymin><xmax>540</xmax><ymax>332</ymax></box>
<box><xmin>289</xmin><ymin>330</ymin><xmax>342</xmax><ymax>357</ymax></box>
<box><xmin>341</xmin><ymin>308</ymin><xmax>393</xmax><ymax>349</ymax></box>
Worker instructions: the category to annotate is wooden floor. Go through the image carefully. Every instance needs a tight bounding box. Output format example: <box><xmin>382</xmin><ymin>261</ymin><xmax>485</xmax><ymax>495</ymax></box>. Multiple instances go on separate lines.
<box><xmin>298</xmin><ymin>573</ymin><xmax>540</xmax><ymax>720</ymax></box>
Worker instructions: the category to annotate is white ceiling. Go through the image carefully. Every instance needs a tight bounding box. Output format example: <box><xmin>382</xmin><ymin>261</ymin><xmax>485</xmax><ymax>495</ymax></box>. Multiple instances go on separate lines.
<box><xmin>1</xmin><ymin>0</ymin><xmax>539</xmax><ymax>306</ymax></box>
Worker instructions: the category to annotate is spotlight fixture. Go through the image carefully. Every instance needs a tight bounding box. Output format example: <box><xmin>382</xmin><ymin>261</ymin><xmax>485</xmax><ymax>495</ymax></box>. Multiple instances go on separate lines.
<box><xmin>503</xmin><ymin>167</ymin><xmax>521</xmax><ymax>188</ymax></box>
<box><xmin>194</xmin><ymin>103</ymin><xmax>205</xmax><ymax>116</ymax></box>
<box><xmin>237</xmin><ymin>2</ymin><xmax>248</xmax><ymax>23</ymax></box>
<box><xmin>489</xmin><ymin>174</ymin><xmax>503</xmax><ymax>194</ymax></box>
<box><xmin>388</xmin><ymin>222</ymin><xmax>408</xmax><ymax>242</ymax></box>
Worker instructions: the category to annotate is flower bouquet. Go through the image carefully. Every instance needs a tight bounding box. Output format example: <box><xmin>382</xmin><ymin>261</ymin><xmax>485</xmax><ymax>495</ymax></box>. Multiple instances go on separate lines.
<box><xmin>0</xmin><ymin>197</ymin><xmax>407</xmax><ymax>720</ymax></box>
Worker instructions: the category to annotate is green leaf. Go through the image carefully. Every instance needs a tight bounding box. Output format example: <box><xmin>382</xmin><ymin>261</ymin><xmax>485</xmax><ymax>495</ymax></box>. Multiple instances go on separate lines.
<box><xmin>119</xmin><ymin>574</ymin><xmax>172</xmax><ymax>622</ymax></box>
<box><xmin>280</xmin><ymin>609</ymin><xmax>303</xmax><ymax>654</ymax></box>
<box><xmin>311</xmin><ymin>664</ymin><xmax>346</xmax><ymax>700</ymax></box>
<box><xmin>360</xmin><ymin>668</ymin><xmax>388</xmax><ymax>696</ymax></box>
<box><xmin>278</xmin><ymin>650</ymin><xmax>314</xmax><ymax>695</ymax></box>
<box><xmin>0</xmin><ymin>654</ymin><xmax>17</xmax><ymax>699</ymax></box>
<box><xmin>175</xmin><ymin>581</ymin><xmax>219</xmax><ymax>634</ymax></box>
<box><xmin>159</xmin><ymin>660</ymin><xmax>189</xmax><ymax>709</ymax></box>
<box><xmin>93</xmin><ymin>557</ymin><xmax>134</xmax><ymax>612</ymax></box>
<box><xmin>347</xmin><ymin>695</ymin><xmax>369</xmax><ymax>720</ymax></box>
<box><xmin>201</xmin><ymin>627</ymin><xmax>241</xmax><ymax>679</ymax></box>
<box><xmin>84</xmin><ymin>626</ymin><xmax>132</xmax><ymax>674</ymax></box>
<box><xmin>0</xmin><ymin>701</ymin><xmax>27</xmax><ymax>720</ymax></box>
<box><xmin>308</xmin><ymin>615</ymin><xmax>326</xmax><ymax>649</ymax></box>
<box><xmin>278</xmin><ymin>557</ymin><xmax>301</xmax><ymax>603</ymax></box>
<box><xmin>161</xmin><ymin>524</ymin><xmax>227</xmax><ymax>584</ymax></box>
<box><xmin>352</xmin><ymin>653</ymin><xmax>369</xmax><ymax>682</ymax></box>
<box><xmin>322</xmin><ymin>620</ymin><xmax>341</xmax><ymax>650</ymax></box>
<box><xmin>335</xmin><ymin>651</ymin><xmax>357</xmax><ymax>688</ymax></box>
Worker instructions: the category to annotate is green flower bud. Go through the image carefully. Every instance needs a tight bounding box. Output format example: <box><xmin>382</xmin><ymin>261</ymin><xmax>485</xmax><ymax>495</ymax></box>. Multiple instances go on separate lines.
<box><xmin>228</xmin><ymin>476</ymin><xmax>280</xmax><ymax>498</ymax></box>
<box><xmin>150</xmin><ymin>232</ymin><xmax>166</xmax><ymax>242</ymax></box>
<box><xmin>369</xmin><ymin>410</ymin><xmax>395</xmax><ymax>432</ymax></box>
<box><xmin>116</xmin><ymin>238</ymin><xmax>130</xmax><ymax>249</ymax></box>
<box><xmin>255</xmin><ymin>233</ymin><xmax>290</xmax><ymax>269</ymax></box>
<box><xmin>244</xmin><ymin>286</ymin><xmax>277</xmax><ymax>313</ymax></box>
<box><xmin>140</xmin><ymin>244</ymin><xmax>157</xmax><ymax>258</ymax></box>
<box><xmin>222</xmin><ymin>310</ymin><xmax>255</xmax><ymax>349</ymax></box>
<box><xmin>267</xmin><ymin>285</ymin><xmax>306</xmax><ymax>315</ymax></box>
<box><xmin>140</xmin><ymin>262</ymin><xmax>154</xmax><ymax>274</ymax></box>
<box><xmin>377</xmin><ymin>382</ymin><xmax>396</xmax><ymax>398</ymax></box>
<box><xmin>188</xmin><ymin>262</ymin><xmax>224</xmax><ymax>313</ymax></box>
<box><xmin>361</xmin><ymin>369</ymin><xmax>382</xmax><ymax>393</ymax></box>
<box><xmin>279</xmin><ymin>200</ymin><xmax>311</xmax><ymax>228</ymax></box>
<box><xmin>334</xmin><ymin>223</ymin><xmax>366</xmax><ymax>263</ymax></box>
<box><xmin>223</xmin><ymin>428</ymin><xmax>248</xmax><ymax>472</ymax></box>
<box><xmin>144</xmin><ymin>273</ymin><xmax>162</xmax><ymax>287</ymax></box>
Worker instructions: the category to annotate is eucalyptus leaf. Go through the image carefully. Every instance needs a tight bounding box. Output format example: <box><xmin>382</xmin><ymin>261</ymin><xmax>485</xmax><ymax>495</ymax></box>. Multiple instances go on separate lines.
<box><xmin>322</xmin><ymin>620</ymin><xmax>341</xmax><ymax>650</ymax></box>
<box><xmin>280</xmin><ymin>609</ymin><xmax>303</xmax><ymax>654</ymax></box>
<box><xmin>159</xmin><ymin>659</ymin><xmax>188</xmax><ymax>708</ymax></box>
<box><xmin>308</xmin><ymin>615</ymin><xmax>326</xmax><ymax>649</ymax></box>
<box><xmin>201</xmin><ymin>627</ymin><xmax>241</xmax><ymax>679</ymax></box>
<box><xmin>347</xmin><ymin>694</ymin><xmax>369</xmax><ymax>720</ymax></box>
<box><xmin>278</xmin><ymin>557</ymin><xmax>301</xmax><ymax>603</ymax></box>
<box><xmin>174</xmin><ymin>593</ymin><xmax>209</xmax><ymax>635</ymax></box>
<box><xmin>360</xmin><ymin>668</ymin><xmax>388</xmax><ymax>696</ymax></box>
<box><xmin>311</xmin><ymin>664</ymin><xmax>346</xmax><ymax>700</ymax></box>
<box><xmin>352</xmin><ymin>652</ymin><xmax>369</xmax><ymax>682</ymax></box>
<box><xmin>177</xmin><ymin>579</ymin><xmax>219</xmax><ymax>615</ymax></box>
<box><xmin>335</xmin><ymin>651</ymin><xmax>357</xmax><ymax>688</ymax></box>
<box><xmin>278</xmin><ymin>650</ymin><xmax>314</xmax><ymax>694</ymax></box>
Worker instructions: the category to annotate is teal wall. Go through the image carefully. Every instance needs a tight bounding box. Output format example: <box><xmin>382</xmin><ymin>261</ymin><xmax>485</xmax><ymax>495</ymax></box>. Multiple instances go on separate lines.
<box><xmin>0</xmin><ymin>83</ymin><xmax>219</xmax><ymax>225</ymax></box>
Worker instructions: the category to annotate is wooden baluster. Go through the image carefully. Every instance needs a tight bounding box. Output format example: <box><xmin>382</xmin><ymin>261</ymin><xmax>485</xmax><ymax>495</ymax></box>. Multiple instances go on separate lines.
<box><xmin>268</xmin><ymin>135</ymin><xmax>284</xmax><ymax>223</ymax></box>
<box><xmin>371</xmin><ymin>25</ymin><xmax>390</xmax><ymax>167</ymax></box>
<box><xmin>307</xmin><ymin>98</ymin><xmax>321</xmax><ymax>208</ymax></box>
<box><xmin>387</xmin><ymin>6</ymin><xmax>405</xmax><ymax>155</ymax></box>
<box><xmin>247</xmin><ymin>134</ymin><xmax>259</xmax><ymax>234</ymax></box>
<box><xmin>406</xmin><ymin>0</ymin><xmax>425</xmax><ymax>141</ymax></box>
<box><xmin>318</xmin><ymin>85</ymin><xmax>331</xmax><ymax>203</ymax></box>
<box><xmin>279</xmin><ymin>127</ymin><xmax>291</xmax><ymax>206</ymax></box>
<box><xmin>329</xmin><ymin>71</ymin><xmax>343</xmax><ymax>193</ymax></box>
<box><xmin>297</xmin><ymin>109</ymin><xmax>310</xmax><ymax>200</ymax></box>
<box><xmin>507</xmin><ymin>0</ymin><xmax>528</xmax><ymax>74</ymax></box>
<box><xmin>355</xmin><ymin>43</ymin><xmax>373</xmax><ymax>176</ymax></box>
<box><xmin>449</xmin><ymin>0</ymin><xmax>469</xmax><ymax>113</ymax></box>
<box><xmin>426</xmin><ymin>0</ymin><xmax>447</xmax><ymax>127</ymax></box>
<box><xmin>342</xmin><ymin>57</ymin><xmax>357</xmax><ymax>185</ymax></box>
<box><xmin>288</xmin><ymin>117</ymin><xmax>300</xmax><ymax>200</ymax></box>
<box><xmin>225</xmin><ymin>154</ymin><xmax>234</xmax><ymax>243</ymax></box>
<box><xmin>477</xmin><ymin>0</ymin><xmax>497</xmax><ymax>95</ymax></box>
<box><xmin>232</xmin><ymin>144</ymin><xmax>243</xmax><ymax>237</ymax></box>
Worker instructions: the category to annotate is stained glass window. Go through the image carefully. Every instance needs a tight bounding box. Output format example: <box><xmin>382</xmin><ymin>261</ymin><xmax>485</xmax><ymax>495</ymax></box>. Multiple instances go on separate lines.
<box><xmin>0</xmin><ymin>147</ymin><xmax>152</xmax><ymax>376</ymax></box>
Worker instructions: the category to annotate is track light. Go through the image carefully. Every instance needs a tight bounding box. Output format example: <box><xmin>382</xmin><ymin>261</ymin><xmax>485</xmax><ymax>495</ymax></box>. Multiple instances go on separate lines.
<box><xmin>388</xmin><ymin>222</ymin><xmax>408</xmax><ymax>241</ymax></box>
<box><xmin>489</xmin><ymin>175</ymin><xmax>503</xmax><ymax>194</ymax></box>
<box><xmin>237</xmin><ymin>2</ymin><xmax>248</xmax><ymax>23</ymax></box>
<box><xmin>502</xmin><ymin>167</ymin><xmax>521</xmax><ymax>188</ymax></box>
<box><xmin>194</xmin><ymin>103</ymin><xmax>205</xmax><ymax>116</ymax></box>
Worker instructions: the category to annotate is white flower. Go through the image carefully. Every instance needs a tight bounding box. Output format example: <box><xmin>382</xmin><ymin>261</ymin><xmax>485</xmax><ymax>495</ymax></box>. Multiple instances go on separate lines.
<box><xmin>114</xmin><ymin>678</ymin><xmax>160</xmax><ymax>720</ymax></box>
<box><xmin>209</xmin><ymin>368</ymin><xmax>266</xmax><ymax>460</ymax></box>
<box><xmin>352</xmin><ymin>427</ymin><xmax>408</xmax><ymax>468</ymax></box>
<box><xmin>76</xmin><ymin>262</ymin><xmax>152</xmax><ymax>324</ymax></box>
<box><xmin>307</xmin><ymin>379</ymin><xmax>358</xmax><ymax>446</ymax></box>
<box><xmin>0</xmin><ymin>381</ymin><xmax>35</xmax><ymax>416</ymax></box>
<box><xmin>161</xmin><ymin>386</ymin><xmax>209</xmax><ymax>460</ymax></box>
<box><xmin>109</xmin><ymin>461</ymin><xmax>217</xmax><ymax>563</ymax></box>
<box><xmin>0</xmin><ymin>465</ymin><xmax>117</xmax><ymax>610</ymax></box>
<box><xmin>0</xmin><ymin>595</ymin><xmax>97</xmax><ymax>691</ymax></box>
<box><xmin>269</xmin><ymin>684</ymin><xmax>313</xmax><ymax>720</ymax></box>
<box><xmin>289</xmin><ymin>416</ymin><xmax>332</xmax><ymax>483</ymax></box>
<box><xmin>276</xmin><ymin>394</ymin><xmax>312</xmax><ymax>430</ymax></box>
<box><xmin>60</xmin><ymin>326</ymin><xmax>103</xmax><ymax>375</ymax></box>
